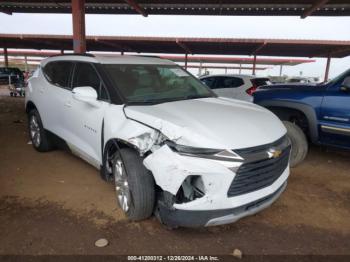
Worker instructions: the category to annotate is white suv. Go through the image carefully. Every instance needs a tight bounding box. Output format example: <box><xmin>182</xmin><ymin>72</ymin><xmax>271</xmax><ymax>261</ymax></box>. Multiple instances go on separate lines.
<box><xmin>26</xmin><ymin>55</ymin><xmax>290</xmax><ymax>227</ymax></box>
<box><xmin>200</xmin><ymin>74</ymin><xmax>271</xmax><ymax>102</ymax></box>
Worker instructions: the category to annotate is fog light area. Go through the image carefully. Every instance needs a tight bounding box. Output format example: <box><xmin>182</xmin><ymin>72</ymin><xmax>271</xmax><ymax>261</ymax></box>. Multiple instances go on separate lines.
<box><xmin>175</xmin><ymin>176</ymin><xmax>205</xmax><ymax>204</ymax></box>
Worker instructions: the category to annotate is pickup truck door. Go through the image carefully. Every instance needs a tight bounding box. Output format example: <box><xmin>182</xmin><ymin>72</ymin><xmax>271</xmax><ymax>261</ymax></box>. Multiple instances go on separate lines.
<box><xmin>319</xmin><ymin>75</ymin><xmax>350</xmax><ymax>148</ymax></box>
<box><xmin>62</xmin><ymin>62</ymin><xmax>109</xmax><ymax>168</ymax></box>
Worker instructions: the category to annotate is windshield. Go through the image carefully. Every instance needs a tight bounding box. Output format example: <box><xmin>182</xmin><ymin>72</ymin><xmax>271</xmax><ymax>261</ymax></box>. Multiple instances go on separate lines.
<box><xmin>103</xmin><ymin>64</ymin><xmax>215</xmax><ymax>104</ymax></box>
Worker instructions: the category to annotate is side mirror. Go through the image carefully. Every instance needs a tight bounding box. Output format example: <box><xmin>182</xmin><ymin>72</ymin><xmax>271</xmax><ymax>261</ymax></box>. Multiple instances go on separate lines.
<box><xmin>72</xmin><ymin>86</ymin><xmax>100</xmax><ymax>107</ymax></box>
<box><xmin>340</xmin><ymin>76</ymin><xmax>350</xmax><ymax>93</ymax></box>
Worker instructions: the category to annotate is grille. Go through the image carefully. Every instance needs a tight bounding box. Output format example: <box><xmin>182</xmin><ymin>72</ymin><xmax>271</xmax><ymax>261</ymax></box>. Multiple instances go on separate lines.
<box><xmin>227</xmin><ymin>136</ymin><xmax>290</xmax><ymax>197</ymax></box>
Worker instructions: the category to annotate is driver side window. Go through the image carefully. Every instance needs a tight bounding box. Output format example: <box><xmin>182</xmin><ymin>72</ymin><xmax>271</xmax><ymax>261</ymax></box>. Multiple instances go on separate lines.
<box><xmin>73</xmin><ymin>62</ymin><xmax>109</xmax><ymax>101</ymax></box>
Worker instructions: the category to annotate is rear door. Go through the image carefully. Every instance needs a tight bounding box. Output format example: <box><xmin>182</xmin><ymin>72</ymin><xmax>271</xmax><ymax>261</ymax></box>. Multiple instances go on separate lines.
<box><xmin>39</xmin><ymin>61</ymin><xmax>74</xmax><ymax>138</ymax></box>
<box><xmin>319</xmin><ymin>71</ymin><xmax>350</xmax><ymax>148</ymax></box>
<box><xmin>62</xmin><ymin>62</ymin><xmax>110</xmax><ymax>167</ymax></box>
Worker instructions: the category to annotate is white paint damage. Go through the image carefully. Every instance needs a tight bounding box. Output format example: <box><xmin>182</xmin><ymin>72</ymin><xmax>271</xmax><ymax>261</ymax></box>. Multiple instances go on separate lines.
<box><xmin>124</xmin><ymin>97</ymin><xmax>286</xmax><ymax>149</ymax></box>
<box><xmin>102</xmin><ymin>98</ymin><xmax>288</xmax><ymax>211</ymax></box>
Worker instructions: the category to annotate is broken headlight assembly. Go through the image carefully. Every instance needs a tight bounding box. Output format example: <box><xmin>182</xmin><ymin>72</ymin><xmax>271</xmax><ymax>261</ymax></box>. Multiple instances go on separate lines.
<box><xmin>159</xmin><ymin>141</ymin><xmax>246</xmax><ymax>204</ymax></box>
<box><xmin>164</xmin><ymin>140</ymin><xmax>244</xmax><ymax>168</ymax></box>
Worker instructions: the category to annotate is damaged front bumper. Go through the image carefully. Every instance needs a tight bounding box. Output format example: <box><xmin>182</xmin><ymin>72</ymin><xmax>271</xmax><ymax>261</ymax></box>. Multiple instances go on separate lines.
<box><xmin>157</xmin><ymin>182</ymin><xmax>287</xmax><ymax>227</ymax></box>
<box><xmin>143</xmin><ymin>136</ymin><xmax>290</xmax><ymax>228</ymax></box>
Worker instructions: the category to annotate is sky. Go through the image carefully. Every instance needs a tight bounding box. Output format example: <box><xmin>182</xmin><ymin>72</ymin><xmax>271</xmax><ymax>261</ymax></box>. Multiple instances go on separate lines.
<box><xmin>1</xmin><ymin>13</ymin><xmax>350</xmax><ymax>79</ymax></box>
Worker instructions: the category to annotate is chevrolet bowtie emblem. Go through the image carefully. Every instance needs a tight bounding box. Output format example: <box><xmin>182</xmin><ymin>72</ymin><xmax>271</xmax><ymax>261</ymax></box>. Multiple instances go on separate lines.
<box><xmin>268</xmin><ymin>149</ymin><xmax>282</xmax><ymax>159</ymax></box>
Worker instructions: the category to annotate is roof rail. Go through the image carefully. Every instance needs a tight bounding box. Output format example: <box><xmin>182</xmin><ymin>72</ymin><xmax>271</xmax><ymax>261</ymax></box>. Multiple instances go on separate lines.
<box><xmin>49</xmin><ymin>53</ymin><xmax>95</xmax><ymax>58</ymax></box>
<box><xmin>130</xmin><ymin>55</ymin><xmax>161</xmax><ymax>59</ymax></box>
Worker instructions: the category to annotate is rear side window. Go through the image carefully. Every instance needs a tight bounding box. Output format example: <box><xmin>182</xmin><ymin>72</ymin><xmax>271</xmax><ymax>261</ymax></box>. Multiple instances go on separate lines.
<box><xmin>201</xmin><ymin>77</ymin><xmax>216</xmax><ymax>88</ymax></box>
<box><xmin>43</xmin><ymin>61</ymin><xmax>73</xmax><ymax>89</ymax></box>
<box><xmin>73</xmin><ymin>62</ymin><xmax>109</xmax><ymax>101</ymax></box>
<box><xmin>215</xmin><ymin>77</ymin><xmax>244</xmax><ymax>89</ymax></box>
<box><xmin>251</xmin><ymin>78</ymin><xmax>271</xmax><ymax>87</ymax></box>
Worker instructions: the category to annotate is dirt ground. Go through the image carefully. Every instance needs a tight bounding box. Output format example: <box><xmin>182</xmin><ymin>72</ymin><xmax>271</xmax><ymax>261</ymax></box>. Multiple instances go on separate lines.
<box><xmin>0</xmin><ymin>93</ymin><xmax>350</xmax><ymax>256</ymax></box>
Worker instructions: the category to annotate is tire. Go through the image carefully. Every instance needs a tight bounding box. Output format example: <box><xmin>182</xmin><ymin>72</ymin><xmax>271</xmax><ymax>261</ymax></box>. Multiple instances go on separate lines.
<box><xmin>283</xmin><ymin>121</ymin><xmax>308</xmax><ymax>167</ymax></box>
<box><xmin>28</xmin><ymin>109</ymin><xmax>54</xmax><ymax>152</ymax></box>
<box><xmin>112</xmin><ymin>148</ymin><xmax>155</xmax><ymax>221</ymax></box>
<box><xmin>100</xmin><ymin>144</ymin><xmax>116</xmax><ymax>183</ymax></box>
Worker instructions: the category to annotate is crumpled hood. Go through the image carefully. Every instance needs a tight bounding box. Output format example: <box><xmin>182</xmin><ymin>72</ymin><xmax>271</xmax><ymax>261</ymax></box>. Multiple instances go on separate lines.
<box><xmin>124</xmin><ymin>97</ymin><xmax>286</xmax><ymax>149</ymax></box>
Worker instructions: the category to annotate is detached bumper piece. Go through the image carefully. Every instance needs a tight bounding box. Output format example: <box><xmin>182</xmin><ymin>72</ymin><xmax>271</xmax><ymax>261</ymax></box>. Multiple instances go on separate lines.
<box><xmin>157</xmin><ymin>182</ymin><xmax>287</xmax><ymax>228</ymax></box>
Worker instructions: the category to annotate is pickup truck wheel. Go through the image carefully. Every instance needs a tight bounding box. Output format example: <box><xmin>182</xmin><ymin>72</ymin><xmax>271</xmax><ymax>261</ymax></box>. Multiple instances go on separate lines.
<box><xmin>28</xmin><ymin>109</ymin><xmax>54</xmax><ymax>152</ymax></box>
<box><xmin>112</xmin><ymin>148</ymin><xmax>155</xmax><ymax>221</ymax></box>
<box><xmin>283</xmin><ymin>121</ymin><xmax>308</xmax><ymax>167</ymax></box>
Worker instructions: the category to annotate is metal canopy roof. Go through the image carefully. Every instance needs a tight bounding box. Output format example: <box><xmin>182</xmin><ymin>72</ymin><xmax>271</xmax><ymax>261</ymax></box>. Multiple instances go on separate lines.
<box><xmin>1</xmin><ymin>1</ymin><xmax>350</xmax><ymax>17</ymax></box>
<box><xmin>0</xmin><ymin>50</ymin><xmax>315</xmax><ymax>66</ymax></box>
<box><xmin>0</xmin><ymin>34</ymin><xmax>349</xmax><ymax>58</ymax></box>
<box><xmin>0</xmin><ymin>57</ymin><xmax>269</xmax><ymax>71</ymax></box>
<box><xmin>160</xmin><ymin>55</ymin><xmax>315</xmax><ymax>65</ymax></box>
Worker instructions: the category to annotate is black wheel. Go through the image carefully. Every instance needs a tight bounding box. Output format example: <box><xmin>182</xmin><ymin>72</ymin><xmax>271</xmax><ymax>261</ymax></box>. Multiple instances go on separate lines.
<box><xmin>283</xmin><ymin>121</ymin><xmax>308</xmax><ymax>167</ymax></box>
<box><xmin>10</xmin><ymin>92</ymin><xmax>13</xmax><ymax>97</ymax></box>
<box><xmin>112</xmin><ymin>148</ymin><xmax>155</xmax><ymax>221</ymax></box>
<box><xmin>28</xmin><ymin>109</ymin><xmax>54</xmax><ymax>152</ymax></box>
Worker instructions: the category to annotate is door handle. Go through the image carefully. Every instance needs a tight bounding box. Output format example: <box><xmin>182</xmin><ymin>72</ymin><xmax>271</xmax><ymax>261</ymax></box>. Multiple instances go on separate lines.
<box><xmin>39</xmin><ymin>87</ymin><xmax>44</xmax><ymax>94</ymax></box>
<box><xmin>64</xmin><ymin>101</ymin><xmax>72</xmax><ymax>108</ymax></box>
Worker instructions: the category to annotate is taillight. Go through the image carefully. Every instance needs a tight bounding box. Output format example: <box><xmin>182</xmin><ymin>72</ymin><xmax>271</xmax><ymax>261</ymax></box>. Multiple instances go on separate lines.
<box><xmin>246</xmin><ymin>86</ymin><xmax>257</xmax><ymax>96</ymax></box>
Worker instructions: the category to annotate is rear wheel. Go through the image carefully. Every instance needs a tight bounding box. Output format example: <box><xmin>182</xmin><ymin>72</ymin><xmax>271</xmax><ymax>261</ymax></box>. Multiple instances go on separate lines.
<box><xmin>112</xmin><ymin>148</ymin><xmax>155</xmax><ymax>221</ymax></box>
<box><xmin>28</xmin><ymin>109</ymin><xmax>54</xmax><ymax>152</ymax></box>
<box><xmin>283</xmin><ymin>121</ymin><xmax>308</xmax><ymax>167</ymax></box>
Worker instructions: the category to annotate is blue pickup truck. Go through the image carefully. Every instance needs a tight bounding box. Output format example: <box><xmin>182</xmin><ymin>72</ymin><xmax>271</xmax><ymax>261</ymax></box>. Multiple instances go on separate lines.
<box><xmin>254</xmin><ymin>69</ymin><xmax>350</xmax><ymax>167</ymax></box>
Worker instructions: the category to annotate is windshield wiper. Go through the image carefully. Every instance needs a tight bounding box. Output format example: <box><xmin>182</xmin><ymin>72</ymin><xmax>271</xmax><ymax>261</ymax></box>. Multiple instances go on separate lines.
<box><xmin>126</xmin><ymin>100</ymin><xmax>161</xmax><ymax>105</ymax></box>
<box><xmin>178</xmin><ymin>94</ymin><xmax>214</xmax><ymax>100</ymax></box>
<box><xmin>126</xmin><ymin>97</ymin><xmax>176</xmax><ymax>105</ymax></box>
<box><xmin>126</xmin><ymin>94</ymin><xmax>214</xmax><ymax>105</ymax></box>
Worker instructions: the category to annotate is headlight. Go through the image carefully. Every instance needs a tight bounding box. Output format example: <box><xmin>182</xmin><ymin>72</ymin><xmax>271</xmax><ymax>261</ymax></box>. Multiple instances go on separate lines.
<box><xmin>164</xmin><ymin>140</ymin><xmax>243</xmax><ymax>163</ymax></box>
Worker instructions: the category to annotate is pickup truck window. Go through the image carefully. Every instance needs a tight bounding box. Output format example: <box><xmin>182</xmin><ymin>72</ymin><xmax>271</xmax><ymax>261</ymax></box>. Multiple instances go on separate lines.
<box><xmin>326</xmin><ymin>69</ymin><xmax>350</xmax><ymax>87</ymax></box>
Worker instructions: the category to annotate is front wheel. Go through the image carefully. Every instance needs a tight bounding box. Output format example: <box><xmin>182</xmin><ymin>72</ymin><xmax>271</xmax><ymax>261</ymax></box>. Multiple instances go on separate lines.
<box><xmin>112</xmin><ymin>148</ymin><xmax>155</xmax><ymax>221</ymax></box>
<box><xmin>283</xmin><ymin>121</ymin><xmax>308</xmax><ymax>167</ymax></box>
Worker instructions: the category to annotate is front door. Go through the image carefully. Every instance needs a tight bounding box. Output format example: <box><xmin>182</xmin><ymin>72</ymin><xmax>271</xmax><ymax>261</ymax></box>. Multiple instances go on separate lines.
<box><xmin>319</xmin><ymin>71</ymin><xmax>350</xmax><ymax>148</ymax></box>
<box><xmin>63</xmin><ymin>62</ymin><xmax>110</xmax><ymax>167</ymax></box>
